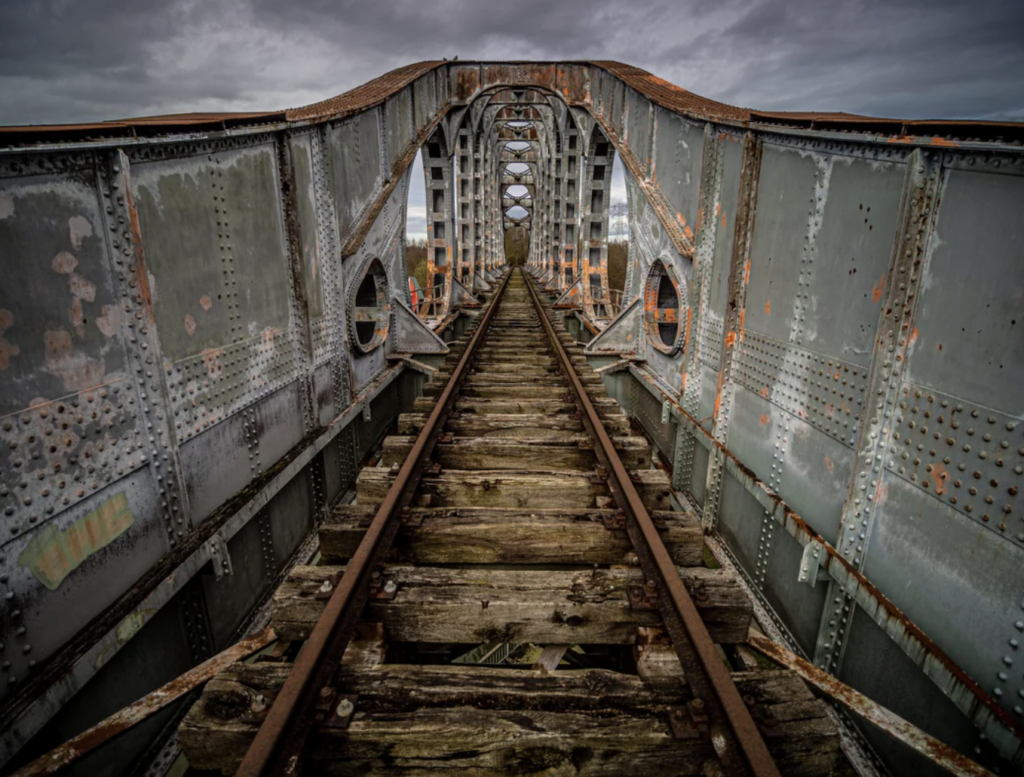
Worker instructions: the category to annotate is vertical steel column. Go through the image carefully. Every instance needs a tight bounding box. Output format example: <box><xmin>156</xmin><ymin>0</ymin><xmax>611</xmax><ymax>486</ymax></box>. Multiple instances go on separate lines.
<box><xmin>579</xmin><ymin>127</ymin><xmax>615</xmax><ymax>321</ymax></box>
<box><xmin>674</xmin><ymin>125</ymin><xmax>724</xmax><ymax>495</ymax></box>
<box><xmin>702</xmin><ymin>132</ymin><xmax>763</xmax><ymax>530</ymax></box>
<box><xmin>813</xmin><ymin>148</ymin><xmax>943</xmax><ymax>673</ymax></box>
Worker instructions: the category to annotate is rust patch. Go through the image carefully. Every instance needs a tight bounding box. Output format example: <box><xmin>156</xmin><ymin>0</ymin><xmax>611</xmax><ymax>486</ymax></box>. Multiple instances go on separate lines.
<box><xmin>199</xmin><ymin>295</ymin><xmax>213</xmax><ymax>311</ymax></box>
<box><xmin>184</xmin><ymin>314</ymin><xmax>196</xmax><ymax>336</ymax></box>
<box><xmin>69</xmin><ymin>273</ymin><xmax>96</xmax><ymax>302</ymax></box>
<box><xmin>759</xmin><ymin>386</ymin><xmax>770</xmax><ymax>399</ymax></box>
<box><xmin>45</xmin><ymin>328</ymin><xmax>73</xmax><ymax>358</ymax></box>
<box><xmin>0</xmin><ymin>308</ymin><xmax>20</xmax><ymax>370</ymax></box>
<box><xmin>909</xmin><ymin>326</ymin><xmax>920</xmax><ymax>346</ymax></box>
<box><xmin>70</xmin><ymin>297</ymin><xmax>85</xmax><ymax>337</ymax></box>
<box><xmin>724</xmin><ymin>331</ymin><xmax>737</xmax><ymax>350</ymax></box>
<box><xmin>52</xmin><ymin>251</ymin><xmax>78</xmax><ymax>275</ymax></box>
<box><xmin>764</xmin><ymin>299</ymin><xmax>770</xmax><ymax>316</ymax></box>
<box><xmin>759</xmin><ymin>413</ymin><xmax>769</xmax><ymax>427</ymax></box>
<box><xmin>202</xmin><ymin>347</ymin><xmax>224</xmax><ymax>378</ymax></box>
<box><xmin>743</xmin><ymin>259</ymin><xmax>751</xmax><ymax>285</ymax></box>
<box><xmin>19</xmin><ymin>491</ymin><xmax>135</xmax><ymax>591</ymax></box>
<box><xmin>824</xmin><ymin>455</ymin><xmax>835</xmax><ymax>474</ymax></box>
<box><xmin>871</xmin><ymin>272</ymin><xmax>887</xmax><ymax>303</ymax></box>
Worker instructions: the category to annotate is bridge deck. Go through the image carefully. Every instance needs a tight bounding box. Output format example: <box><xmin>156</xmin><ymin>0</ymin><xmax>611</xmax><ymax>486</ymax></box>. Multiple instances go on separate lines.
<box><xmin>178</xmin><ymin>269</ymin><xmax>839</xmax><ymax>775</ymax></box>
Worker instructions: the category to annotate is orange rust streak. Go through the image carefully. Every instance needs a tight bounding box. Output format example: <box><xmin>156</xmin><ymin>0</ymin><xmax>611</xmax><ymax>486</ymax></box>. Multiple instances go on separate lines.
<box><xmin>871</xmin><ymin>272</ymin><xmax>887</xmax><ymax>304</ymax></box>
<box><xmin>910</xmin><ymin>326</ymin><xmax>920</xmax><ymax>346</ymax></box>
<box><xmin>743</xmin><ymin>259</ymin><xmax>751</xmax><ymax>285</ymax></box>
<box><xmin>764</xmin><ymin>299</ymin><xmax>771</xmax><ymax>316</ymax></box>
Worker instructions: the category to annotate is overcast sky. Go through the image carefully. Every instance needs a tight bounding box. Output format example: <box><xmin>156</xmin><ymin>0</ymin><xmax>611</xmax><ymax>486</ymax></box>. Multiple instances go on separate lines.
<box><xmin>1</xmin><ymin>0</ymin><xmax>1022</xmax><ymax>127</ymax></box>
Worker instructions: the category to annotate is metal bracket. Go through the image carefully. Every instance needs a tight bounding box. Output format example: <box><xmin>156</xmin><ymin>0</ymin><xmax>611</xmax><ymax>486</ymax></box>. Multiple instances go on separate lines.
<box><xmin>797</xmin><ymin>539</ymin><xmax>823</xmax><ymax>588</ymax></box>
<box><xmin>369</xmin><ymin>571</ymin><xmax>399</xmax><ymax>601</ymax></box>
<box><xmin>315</xmin><ymin>571</ymin><xmax>344</xmax><ymax>600</ymax></box>
<box><xmin>668</xmin><ymin>698</ymin><xmax>711</xmax><ymax>741</ymax></box>
<box><xmin>209</xmin><ymin>535</ymin><xmax>233</xmax><ymax>581</ymax></box>
<box><xmin>628</xmin><ymin>583</ymin><xmax>659</xmax><ymax>611</ymax></box>
<box><xmin>241</xmin><ymin>690</ymin><xmax>278</xmax><ymax>724</ymax></box>
<box><xmin>602</xmin><ymin>510</ymin><xmax>627</xmax><ymax>531</ymax></box>
<box><xmin>400</xmin><ymin>506</ymin><xmax>424</xmax><ymax>528</ymax></box>
<box><xmin>319</xmin><ymin>693</ymin><xmax>358</xmax><ymax>730</ymax></box>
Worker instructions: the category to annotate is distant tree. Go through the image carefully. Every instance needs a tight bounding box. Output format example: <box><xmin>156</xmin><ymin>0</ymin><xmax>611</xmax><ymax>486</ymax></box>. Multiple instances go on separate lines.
<box><xmin>504</xmin><ymin>227</ymin><xmax>529</xmax><ymax>266</ymax></box>
<box><xmin>607</xmin><ymin>241</ymin><xmax>628</xmax><ymax>295</ymax></box>
<box><xmin>406</xmin><ymin>238</ymin><xmax>429</xmax><ymax>291</ymax></box>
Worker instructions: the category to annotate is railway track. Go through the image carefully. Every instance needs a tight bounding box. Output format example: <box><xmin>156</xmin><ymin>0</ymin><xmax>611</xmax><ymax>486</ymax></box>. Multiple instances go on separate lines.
<box><xmin>179</xmin><ymin>268</ymin><xmax>839</xmax><ymax>776</ymax></box>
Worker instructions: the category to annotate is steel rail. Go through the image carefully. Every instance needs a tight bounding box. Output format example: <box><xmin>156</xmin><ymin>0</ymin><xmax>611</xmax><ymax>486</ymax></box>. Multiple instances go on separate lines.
<box><xmin>234</xmin><ymin>269</ymin><xmax>512</xmax><ymax>777</ymax></box>
<box><xmin>522</xmin><ymin>269</ymin><xmax>781</xmax><ymax>777</ymax></box>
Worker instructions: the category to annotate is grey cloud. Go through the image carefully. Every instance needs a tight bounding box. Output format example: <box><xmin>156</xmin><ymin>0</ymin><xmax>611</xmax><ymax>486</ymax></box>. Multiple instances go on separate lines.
<box><xmin>0</xmin><ymin>0</ymin><xmax>1021</xmax><ymax>125</ymax></box>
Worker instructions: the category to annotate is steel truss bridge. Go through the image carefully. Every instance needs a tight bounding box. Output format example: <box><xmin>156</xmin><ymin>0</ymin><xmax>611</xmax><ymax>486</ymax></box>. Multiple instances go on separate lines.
<box><xmin>0</xmin><ymin>61</ymin><xmax>1022</xmax><ymax>777</ymax></box>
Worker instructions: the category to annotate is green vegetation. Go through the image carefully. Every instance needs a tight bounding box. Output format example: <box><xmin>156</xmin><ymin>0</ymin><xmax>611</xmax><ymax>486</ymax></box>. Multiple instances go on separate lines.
<box><xmin>406</xmin><ymin>239</ymin><xmax>429</xmax><ymax>291</ymax></box>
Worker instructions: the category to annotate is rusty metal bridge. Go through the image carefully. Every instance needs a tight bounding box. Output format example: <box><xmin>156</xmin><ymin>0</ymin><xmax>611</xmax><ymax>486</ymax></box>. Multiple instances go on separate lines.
<box><xmin>0</xmin><ymin>61</ymin><xmax>1022</xmax><ymax>777</ymax></box>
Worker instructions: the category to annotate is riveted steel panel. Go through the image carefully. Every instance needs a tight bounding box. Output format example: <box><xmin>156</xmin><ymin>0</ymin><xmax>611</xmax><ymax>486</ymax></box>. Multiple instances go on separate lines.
<box><xmin>18</xmin><ymin>590</ymin><xmax>194</xmax><ymax>777</ymax></box>
<box><xmin>179</xmin><ymin>381</ymin><xmax>304</xmax><ymax>522</ymax></box>
<box><xmin>0</xmin><ymin>467</ymin><xmax>165</xmax><ymax>704</ymax></box>
<box><xmin>414</xmin><ymin>74</ymin><xmax>438</xmax><ymax>138</ymax></box>
<box><xmin>0</xmin><ymin>169</ymin><xmax>127</xmax><ymax>411</ymax></box>
<box><xmin>760</xmin><ymin>524</ymin><xmax>831</xmax><ymax>655</ymax></box>
<box><xmin>131</xmin><ymin>143</ymin><xmax>291</xmax><ymax>362</ymax></box>
<box><xmin>267</xmin><ymin>467</ymin><xmax>313</xmax><ymax>574</ymax></box>
<box><xmin>384</xmin><ymin>87</ymin><xmax>414</xmax><ymax>175</ymax></box>
<box><xmin>624</xmin><ymin>88</ymin><xmax>651</xmax><ymax>174</ymax></box>
<box><xmin>907</xmin><ymin>167</ymin><xmax>1024</xmax><ymax>415</ymax></box>
<box><xmin>689</xmin><ymin>442</ymin><xmax>709</xmax><ymax>506</ymax></box>
<box><xmin>743</xmin><ymin>144</ymin><xmax>820</xmax><ymax>344</ymax></box>
<box><xmin>651</xmin><ymin>108</ymin><xmax>703</xmax><ymax>234</ymax></box>
<box><xmin>288</xmin><ymin>135</ymin><xmax>325</xmax><ymax>319</ymax></box>
<box><xmin>862</xmin><ymin>473</ymin><xmax>1024</xmax><ymax>717</ymax></box>
<box><xmin>328</xmin><ymin>111</ymin><xmax>382</xmax><ymax>242</ymax></box>
<box><xmin>839</xmin><ymin>602</ymin><xmax>1009</xmax><ymax>777</ymax></box>
<box><xmin>201</xmin><ymin>513</ymin><xmax>268</xmax><ymax>651</ymax></box>
<box><xmin>716</xmin><ymin>469</ymin><xmax>765</xmax><ymax>576</ymax></box>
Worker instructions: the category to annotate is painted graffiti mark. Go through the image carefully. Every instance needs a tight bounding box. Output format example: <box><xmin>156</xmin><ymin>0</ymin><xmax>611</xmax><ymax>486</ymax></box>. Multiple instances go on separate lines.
<box><xmin>0</xmin><ymin>308</ymin><xmax>20</xmax><ymax>370</ymax></box>
<box><xmin>18</xmin><ymin>491</ymin><xmax>135</xmax><ymax>591</ymax></box>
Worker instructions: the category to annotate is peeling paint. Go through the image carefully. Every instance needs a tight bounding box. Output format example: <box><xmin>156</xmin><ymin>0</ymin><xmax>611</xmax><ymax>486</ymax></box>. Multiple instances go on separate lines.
<box><xmin>199</xmin><ymin>295</ymin><xmax>213</xmax><ymax>311</ymax></box>
<box><xmin>184</xmin><ymin>314</ymin><xmax>197</xmax><ymax>336</ymax></box>
<box><xmin>51</xmin><ymin>252</ymin><xmax>78</xmax><ymax>275</ymax></box>
<box><xmin>68</xmin><ymin>215</ymin><xmax>93</xmax><ymax>251</ymax></box>
<box><xmin>95</xmin><ymin>305</ymin><xmax>118</xmax><ymax>339</ymax></box>
<box><xmin>18</xmin><ymin>492</ymin><xmax>135</xmax><ymax>591</ymax></box>
<box><xmin>43</xmin><ymin>328</ymin><xmax>106</xmax><ymax>391</ymax></box>
<box><xmin>0</xmin><ymin>191</ymin><xmax>14</xmax><ymax>220</ymax></box>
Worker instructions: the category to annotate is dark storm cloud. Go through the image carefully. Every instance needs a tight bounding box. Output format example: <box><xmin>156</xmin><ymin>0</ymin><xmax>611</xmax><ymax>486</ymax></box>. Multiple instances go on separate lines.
<box><xmin>1</xmin><ymin>0</ymin><xmax>1022</xmax><ymax>125</ymax></box>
